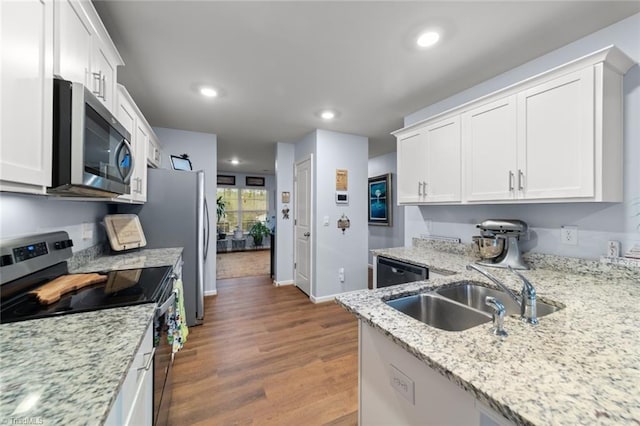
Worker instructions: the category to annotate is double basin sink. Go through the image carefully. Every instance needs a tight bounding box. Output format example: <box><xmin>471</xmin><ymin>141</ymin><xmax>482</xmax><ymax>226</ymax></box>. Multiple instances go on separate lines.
<box><xmin>385</xmin><ymin>282</ymin><xmax>561</xmax><ymax>332</ymax></box>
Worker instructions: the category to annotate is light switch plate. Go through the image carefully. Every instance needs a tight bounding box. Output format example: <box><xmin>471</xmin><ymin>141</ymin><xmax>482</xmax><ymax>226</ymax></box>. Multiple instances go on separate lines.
<box><xmin>389</xmin><ymin>364</ymin><xmax>414</xmax><ymax>404</ymax></box>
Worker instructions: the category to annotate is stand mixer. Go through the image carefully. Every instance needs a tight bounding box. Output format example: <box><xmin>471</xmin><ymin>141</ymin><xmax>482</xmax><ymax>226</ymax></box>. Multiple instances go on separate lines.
<box><xmin>473</xmin><ymin>219</ymin><xmax>529</xmax><ymax>270</ymax></box>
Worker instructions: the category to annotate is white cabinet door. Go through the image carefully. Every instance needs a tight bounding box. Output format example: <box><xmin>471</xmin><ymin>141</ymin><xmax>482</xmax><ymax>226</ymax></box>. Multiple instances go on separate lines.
<box><xmin>463</xmin><ymin>96</ymin><xmax>517</xmax><ymax>202</ymax></box>
<box><xmin>133</xmin><ymin>121</ymin><xmax>149</xmax><ymax>202</ymax></box>
<box><xmin>0</xmin><ymin>0</ymin><xmax>53</xmax><ymax>193</ymax></box>
<box><xmin>396</xmin><ymin>131</ymin><xmax>427</xmax><ymax>204</ymax></box>
<box><xmin>424</xmin><ymin>116</ymin><xmax>461</xmax><ymax>202</ymax></box>
<box><xmin>53</xmin><ymin>0</ymin><xmax>91</xmax><ymax>86</ymax></box>
<box><xmin>517</xmin><ymin>67</ymin><xmax>595</xmax><ymax>200</ymax></box>
<box><xmin>91</xmin><ymin>42</ymin><xmax>117</xmax><ymax>112</ymax></box>
<box><xmin>147</xmin><ymin>136</ymin><xmax>162</xmax><ymax>168</ymax></box>
<box><xmin>115</xmin><ymin>88</ymin><xmax>136</xmax><ymax>201</ymax></box>
<box><xmin>115</xmin><ymin>85</ymin><xmax>149</xmax><ymax>203</ymax></box>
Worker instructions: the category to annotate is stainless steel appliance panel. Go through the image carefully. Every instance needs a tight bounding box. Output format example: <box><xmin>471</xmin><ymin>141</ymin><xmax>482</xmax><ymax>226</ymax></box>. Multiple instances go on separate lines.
<box><xmin>120</xmin><ymin>168</ymin><xmax>206</xmax><ymax>326</ymax></box>
<box><xmin>377</xmin><ymin>256</ymin><xmax>428</xmax><ymax>288</ymax></box>
<box><xmin>50</xmin><ymin>78</ymin><xmax>133</xmax><ymax>197</ymax></box>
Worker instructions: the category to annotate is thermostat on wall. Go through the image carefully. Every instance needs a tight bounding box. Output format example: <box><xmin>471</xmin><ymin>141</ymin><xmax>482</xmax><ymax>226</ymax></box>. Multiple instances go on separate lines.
<box><xmin>335</xmin><ymin>192</ymin><xmax>349</xmax><ymax>205</ymax></box>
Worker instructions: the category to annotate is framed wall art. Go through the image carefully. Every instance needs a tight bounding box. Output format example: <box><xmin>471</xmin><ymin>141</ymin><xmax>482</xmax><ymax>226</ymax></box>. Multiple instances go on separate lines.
<box><xmin>368</xmin><ymin>173</ymin><xmax>392</xmax><ymax>226</ymax></box>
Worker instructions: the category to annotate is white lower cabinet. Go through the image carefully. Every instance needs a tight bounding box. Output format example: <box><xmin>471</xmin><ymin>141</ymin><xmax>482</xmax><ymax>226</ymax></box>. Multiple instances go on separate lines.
<box><xmin>360</xmin><ymin>321</ymin><xmax>513</xmax><ymax>426</ymax></box>
<box><xmin>106</xmin><ymin>319</ymin><xmax>154</xmax><ymax>426</ymax></box>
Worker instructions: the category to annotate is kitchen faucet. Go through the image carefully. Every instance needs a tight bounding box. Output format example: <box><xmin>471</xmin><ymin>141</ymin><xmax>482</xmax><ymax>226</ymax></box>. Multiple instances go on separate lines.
<box><xmin>466</xmin><ymin>264</ymin><xmax>538</xmax><ymax>325</ymax></box>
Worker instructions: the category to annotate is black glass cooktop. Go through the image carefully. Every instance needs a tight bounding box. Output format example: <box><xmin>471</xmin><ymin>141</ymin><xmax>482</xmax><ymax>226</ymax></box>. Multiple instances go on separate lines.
<box><xmin>0</xmin><ymin>266</ymin><xmax>172</xmax><ymax>324</ymax></box>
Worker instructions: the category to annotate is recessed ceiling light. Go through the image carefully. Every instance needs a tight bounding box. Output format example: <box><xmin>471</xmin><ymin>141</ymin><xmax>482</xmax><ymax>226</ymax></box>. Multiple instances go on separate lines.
<box><xmin>320</xmin><ymin>110</ymin><xmax>335</xmax><ymax>120</ymax></box>
<box><xmin>230</xmin><ymin>159</ymin><xmax>239</xmax><ymax>165</ymax></box>
<box><xmin>416</xmin><ymin>31</ymin><xmax>440</xmax><ymax>48</ymax></box>
<box><xmin>200</xmin><ymin>86</ymin><xmax>218</xmax><ymax>97</ymax></box>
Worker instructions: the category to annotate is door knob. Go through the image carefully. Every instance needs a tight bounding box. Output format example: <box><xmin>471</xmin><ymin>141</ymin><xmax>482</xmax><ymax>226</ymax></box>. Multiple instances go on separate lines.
<box><xmin>303</xmin><ymin>232</ymin><xmax>311</xmax><ymax>237</ymax></box>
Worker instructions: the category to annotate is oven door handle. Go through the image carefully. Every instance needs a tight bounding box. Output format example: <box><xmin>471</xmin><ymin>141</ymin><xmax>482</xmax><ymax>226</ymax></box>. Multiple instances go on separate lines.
<box><xmin>157</xmin><ymin>291</ymin><xmax>176</xmax><ymax>317</ymax></box>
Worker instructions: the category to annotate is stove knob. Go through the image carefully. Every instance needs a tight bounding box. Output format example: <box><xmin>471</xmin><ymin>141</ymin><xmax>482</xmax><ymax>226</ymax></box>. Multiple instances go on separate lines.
<box><xmin>0</xmin><ymin>254</ymin><xmax>14</xmax><ymax>267</ymax></box>
<box><xmin>54</xmin><ymin>239</ymin><xmax>74</xmax><ymax>250</ymax></box>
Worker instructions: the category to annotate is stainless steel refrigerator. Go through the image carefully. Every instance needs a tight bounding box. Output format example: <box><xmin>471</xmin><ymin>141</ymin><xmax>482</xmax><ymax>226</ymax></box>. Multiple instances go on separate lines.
<box><xmin>119</xmin><ymin>168</ymin><xmax>209</xmax><ymax>326</ymax></box>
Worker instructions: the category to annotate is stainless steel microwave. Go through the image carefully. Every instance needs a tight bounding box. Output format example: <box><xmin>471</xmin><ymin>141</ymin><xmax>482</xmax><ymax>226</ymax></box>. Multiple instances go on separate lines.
<box><xmin>49</xmin><ymin>78</ymin><xmax>133</xmax><ymax>197</ymax></box>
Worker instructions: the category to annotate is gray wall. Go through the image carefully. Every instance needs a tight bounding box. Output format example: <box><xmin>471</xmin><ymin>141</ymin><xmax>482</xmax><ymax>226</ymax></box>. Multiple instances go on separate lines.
<box><xmin>153</xmin><ymin>127</ymin><xmax>218</xmax><ymax>294</ymax></box>
<box><xmin>292</xmin><ymin>130</ymin><xmax>369</xmax><ymax>299</ymax></box>
<box><xmin>0</xmin><ymin>193</ymin><xmax>108</xmax><ymax>251</ymax></box>
<box><xmin>403</xmin><ymin>13</ymin><xmax>640</xmax><ymax>259</ymax></box>
<box><xmin>274</xmin><ymin>142</ymin><xmax>295</xmax><ymax>284</ymax></box>
<box><xmin>368</xmin><ymin>152</ymin><xmax>404</xmax><ymax>265</ymax></box>
<box><xmin>314</xmin><ymin>130</ymin><xmax>369</xmax><ymax>298</ymax></box>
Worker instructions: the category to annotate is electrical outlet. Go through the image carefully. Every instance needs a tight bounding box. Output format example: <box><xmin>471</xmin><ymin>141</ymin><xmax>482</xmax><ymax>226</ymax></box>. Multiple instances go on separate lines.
<box><xmin>338</xmin><ymin>267</ymin><xmax>345</xmax><ymax>283</ymax></box>
<box><xmin>82</xmin><ymin>222</ymin><xmax>93</xmax><ymax>240</ymax></box>
<box><xmin>607</xmin><ymin>240</ymin><xmax>620</xmax><ymax>257</ymax></box>
<box><xmin>560</xmin><ymin>225</ymin><xmax>578</xmax><ymax>245</ymax></box>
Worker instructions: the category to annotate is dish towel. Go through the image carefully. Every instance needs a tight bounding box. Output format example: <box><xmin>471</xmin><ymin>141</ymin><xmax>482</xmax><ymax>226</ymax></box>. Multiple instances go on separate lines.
<box><xmin>167</xmin><ymin>278</ymin><xmax>189</xmax><ymax>353</ymax></box>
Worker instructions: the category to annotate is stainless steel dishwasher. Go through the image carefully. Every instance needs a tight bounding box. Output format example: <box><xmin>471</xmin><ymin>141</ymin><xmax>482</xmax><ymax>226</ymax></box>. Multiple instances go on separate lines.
<box><xmin>376</xmin><ymin>256</ymin><xmax>428</xmax><ymax>288</ymax></box>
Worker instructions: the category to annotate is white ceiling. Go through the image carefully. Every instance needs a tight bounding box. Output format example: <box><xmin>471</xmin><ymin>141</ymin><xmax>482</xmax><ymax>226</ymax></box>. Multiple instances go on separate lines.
<box><xmin>93</xmin><ymin>1</ymin><xmax>640</xmax><ymax>174</ymax></box>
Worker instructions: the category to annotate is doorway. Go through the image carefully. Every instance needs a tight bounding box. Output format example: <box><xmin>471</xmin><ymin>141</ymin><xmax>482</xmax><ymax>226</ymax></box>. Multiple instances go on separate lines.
<box><xmin>294</xmin><ymin>155</ymin><xmax>313</xmax><ymax>296</ymax></box>
<box><xmin>216</xmin><ymin>250</ymin><xmax>270</xmax><ymax>279</ymax></box>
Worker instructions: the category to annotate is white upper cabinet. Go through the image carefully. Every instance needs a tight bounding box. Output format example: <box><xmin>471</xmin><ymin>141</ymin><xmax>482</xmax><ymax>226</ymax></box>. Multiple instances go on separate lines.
<box><xmin>53</xmin><ymin>0</ymin><xmax>123</xmax><ymax>112</ymax></box>
<box><xmin>396</xmin><ymin>116</ymin><xmax>461</xmax><ymax>204</ymax></box>
<box><xmin>115</xmin><ymin>85</ymin><xmax>151</xmax><ymax>204</ymax></box>
<box><xmin>463</xmin><ymin>96</ymin><xmax>517</xmax><ymax>202</ymax></box>
<box><xmin>423</xmin><ymin>116</ymin><xmax>461</xmax><ymax>203</ymax></box>
<box><xmin>0</xmin><ymin>0</ymin><xmax>53</xmax><ymax>194</ymax></box>
<box><xmin>394</xmin><ymin>45</ymin><xmax>634</xmax><ymax>205</ymax></box>
<box><xmin>396</xmin><ymin>131</ymin><xmax>427</xmax><ymax>204</ymax></box>
<box><xmin>53</xmin><ymin>0</ymin><xmax>91</xmax><ymax>87</ymax></box>
<box><xmin>147</xmin><ymin>136</ymin><xmax>162</xmax><ymax>168</ymax></box>
<box><xmin>517</xmin><ymin>67</ymin><xmax>595</xmax><ymax>200</ymax></box>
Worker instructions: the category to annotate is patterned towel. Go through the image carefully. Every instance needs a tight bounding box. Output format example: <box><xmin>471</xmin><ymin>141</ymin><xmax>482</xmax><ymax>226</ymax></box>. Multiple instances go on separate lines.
<box><xmin>167</xmin><ymin>278</ymin><xmax>189</xmax><ymax>352</ymax></box>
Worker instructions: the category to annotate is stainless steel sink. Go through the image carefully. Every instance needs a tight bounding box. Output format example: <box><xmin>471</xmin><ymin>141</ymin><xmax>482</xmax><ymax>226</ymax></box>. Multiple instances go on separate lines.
<box><xmin>385</xmin><ymin>281</ymin><xmax>562</xmax><ymax>332</ymax></box>
<box><xmin>385</xmin><ymin>293</ymin><xmax>492</xmax><ymax>331</ymax></box>
<box><xmin>436</xmin><ymin>282</ymin><xmax>561</xmax><ymax>318</ymax></box>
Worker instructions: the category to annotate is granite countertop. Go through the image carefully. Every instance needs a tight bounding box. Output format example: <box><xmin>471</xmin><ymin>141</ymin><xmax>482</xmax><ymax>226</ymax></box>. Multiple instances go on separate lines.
<box><xmin>69</xmin><ymin>247</ymin><xmax>183</xmax><ymax>273</ymax></box>
<box><xmin>0</xmin><ymin>247</ymin><xmax>183</xmax><ymax>424</ymax></box>
<box><xmin>339</xmin><ymin>245</ymin><xmax>640</xmax><ymax>425</ymax></box>
<box><xmin>0</xmin><ymin>304</ymin><xmax>155</xmax><ymax>424</ymax></box>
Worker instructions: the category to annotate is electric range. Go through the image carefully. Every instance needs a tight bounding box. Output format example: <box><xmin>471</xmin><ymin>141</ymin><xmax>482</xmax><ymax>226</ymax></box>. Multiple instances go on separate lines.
<box><xmin>0</xmin><ymin>231</ymin><xmax>173</xmax><ymax>323</ymax></box>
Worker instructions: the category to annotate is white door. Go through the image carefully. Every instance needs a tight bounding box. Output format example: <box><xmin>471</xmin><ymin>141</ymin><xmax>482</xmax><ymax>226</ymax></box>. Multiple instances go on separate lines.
<box><xmin>294</xmin><ymin>156</ymin><xmax>312</xmax><ymax>296</ymax></box>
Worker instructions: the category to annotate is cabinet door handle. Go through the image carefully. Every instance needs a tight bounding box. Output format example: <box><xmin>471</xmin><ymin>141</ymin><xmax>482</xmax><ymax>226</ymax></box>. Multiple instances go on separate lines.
<box><xmin>423</xmin><ymin>181</ymin><xmax>428</xmax><ymax>197</ymax></box>
<box><xmin>518</xmin><ymin>169</ymin><xmax>525</xmax><ymax>191</ymax></box>
<box><xmin>508</xmin><ymin>171</ymin><xmax>514</xmax><ymax>191</ymax></box>
<box><xmin>92</xmin><ymin>71</ymin><xmax>102</xmax><ymax>96</ymax></box>
<box><xmin>101</xmin><ymin>75</ymin><xmax>106</xmax><ymax>100</ymax></box>
<box><xmin>417</xmin><ymin>181</ymin><xmax>422</xmax><ymax>196</ymax></box>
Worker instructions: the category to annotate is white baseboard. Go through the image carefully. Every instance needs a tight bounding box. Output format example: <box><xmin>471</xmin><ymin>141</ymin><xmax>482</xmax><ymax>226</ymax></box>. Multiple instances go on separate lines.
<box><xmin>273</xmin><ymin>279</ymin><xmax>294</xmax><ymax>286</ymax></box>
<box><xmin>204</xmin><ymin>289</ymin><xmax>218</xmax><ymax>296</ymax></box>
<box><xmin>368</xmin><ymin>263</ymin><xmax>373</xmax><ymax>269</ymax></box>
<box><xmin>310</xmin><ymin>293</ymin><xmax>341</xmax><ymax>303</ymax></box>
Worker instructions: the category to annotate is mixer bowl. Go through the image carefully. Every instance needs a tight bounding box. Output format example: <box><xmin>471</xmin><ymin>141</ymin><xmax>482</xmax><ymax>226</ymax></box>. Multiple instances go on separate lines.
<box><xmin>472</xmin><ymin>236</ymin><xmax>504</xmax><ymax>259</ymax></box>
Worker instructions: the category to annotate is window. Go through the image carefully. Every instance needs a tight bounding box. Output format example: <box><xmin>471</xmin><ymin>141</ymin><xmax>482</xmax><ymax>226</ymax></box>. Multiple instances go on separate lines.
<box><xmin>217</xmin><ymin>188</ymin><xmax>268</xmax><ymax>233</ymax></box>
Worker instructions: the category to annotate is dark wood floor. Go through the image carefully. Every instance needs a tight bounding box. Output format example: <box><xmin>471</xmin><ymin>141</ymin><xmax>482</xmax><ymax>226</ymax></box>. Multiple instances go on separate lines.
<box><xmin>168</xmin><ymin>275</ymin><xmax>359</xmax><ymax>425</ymax></box>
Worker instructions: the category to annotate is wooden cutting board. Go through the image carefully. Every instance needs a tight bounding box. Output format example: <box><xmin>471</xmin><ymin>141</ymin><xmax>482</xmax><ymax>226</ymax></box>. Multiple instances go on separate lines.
<box><xmin>30</xmin><ymin>273</ymin><xmax>108</xmax><ymax>305</ymax></box>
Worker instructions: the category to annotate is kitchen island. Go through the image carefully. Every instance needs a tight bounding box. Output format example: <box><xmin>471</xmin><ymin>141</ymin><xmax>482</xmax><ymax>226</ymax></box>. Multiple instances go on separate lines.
<box><xmin>337</xmin><ymin>243</ymin><xmax>640</xmax><ymax>425</ymax></box>
<box><xmin>0</xmin><ymin>247</ymin><xmax>183</xmax><ymax>424</ymax></box>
